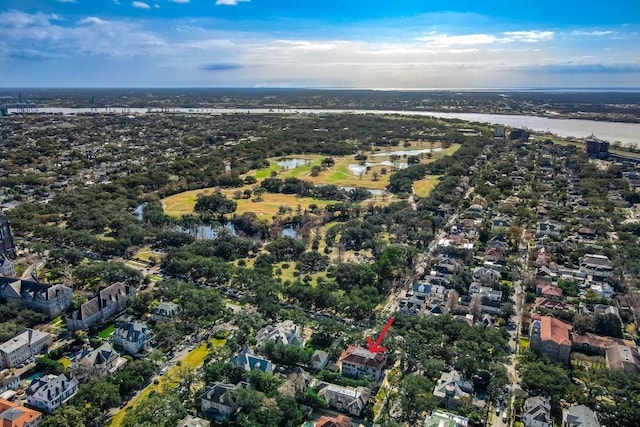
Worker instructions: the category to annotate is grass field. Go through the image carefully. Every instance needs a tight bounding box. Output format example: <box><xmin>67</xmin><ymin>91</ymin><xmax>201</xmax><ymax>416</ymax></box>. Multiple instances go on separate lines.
<box><xmin>98</xmin><ymin>324</ymin><xmax>115</xmax><ymax>339</ymax></box>
<box><xmin>413</xmin><ymin>175</ymin><xmax>441</xmax><ymax>197</ymax></box>
<box><xmin>163</xmin><ymin>189</ymin><xmax>334</xmax><ymax>219</ymax></box>
<box><xmin>110</xmin><ymin>338</ymin><xmax>225</xmax><ymax>427</ymax></box>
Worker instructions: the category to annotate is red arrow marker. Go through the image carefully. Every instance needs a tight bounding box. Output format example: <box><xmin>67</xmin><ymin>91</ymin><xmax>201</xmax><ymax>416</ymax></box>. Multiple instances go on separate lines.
<box><xmin>367</xmin><ymin>317</ymin><xmax>394</xmax><ymax>353</ymax></box>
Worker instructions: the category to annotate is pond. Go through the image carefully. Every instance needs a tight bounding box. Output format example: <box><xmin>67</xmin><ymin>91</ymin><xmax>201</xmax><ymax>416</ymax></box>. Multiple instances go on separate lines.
<box><xmin>348</xmin><ymin>161</ymin><xmax>408</xmax><ymax>176</ymax></box>
<box><xmin>338</xmin><ymin>186</ymin><xmax>387</xmax><ymax>196</ymax></box>
<box><xmin>175</xmin><ymin>222</ymin><xmax>238</xmax><ymax>240</ymax></box>
<box><xmin>373</xmin><ymin>147</ymin><xmax>444</xmax><ymax>157</ymax></box>
<box><xmin>276</xmin><ymin>158</ymin><xmax>310</xmax><ymax>169</ymax></box>
<box><xmin>282</xmin><ymin>226</ymin><xmax>298</xmax><ymax>238</ymax></box>
<box><xmin>134</xmin><ymin>203</ymin><xmax>147</xmax><ymax>221</ymax></box>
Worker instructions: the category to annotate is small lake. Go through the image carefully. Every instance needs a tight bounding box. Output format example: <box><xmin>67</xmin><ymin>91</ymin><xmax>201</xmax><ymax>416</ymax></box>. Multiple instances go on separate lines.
<box><xmin>373</xmin><ymin>147</ymin><xmax>444</xmax><ymax>157</ymax></box>
<box><xmin>348</xmin><ymin>161</ymin><xmax>408</xmax><ymax>176</ymax></box>
<box><xmin>276</xmin><ymin>158</ymin><xmax>310</xmax><ymax>169</ymax></box>
<box><xmin>338</xmin><ymin>186</ymin><xmax>386</xmax><ymax>196</ymax></box>
<box><xmin>174</xmin><ymin>222</ymin><xmax>238</xmax><ymax>240</ymax></box>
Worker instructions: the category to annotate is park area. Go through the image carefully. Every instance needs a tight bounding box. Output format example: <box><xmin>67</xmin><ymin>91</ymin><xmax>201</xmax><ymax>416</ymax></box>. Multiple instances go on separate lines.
<box><xmin>162</xmin><ymin>142</ymin><xmax>459</xmax><ymax>218</ymax></box>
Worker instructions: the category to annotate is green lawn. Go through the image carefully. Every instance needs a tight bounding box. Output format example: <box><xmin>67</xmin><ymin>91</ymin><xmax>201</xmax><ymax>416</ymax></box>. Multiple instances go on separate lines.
<box><xmin>57</xmin><ymin>356</ymin><xmax>72</xmax><ymax>369</ymax></box>
<box><xmin>98</xmin><ymin>324</ymin><xmax>115</xmax><ymax>339</ymax></box>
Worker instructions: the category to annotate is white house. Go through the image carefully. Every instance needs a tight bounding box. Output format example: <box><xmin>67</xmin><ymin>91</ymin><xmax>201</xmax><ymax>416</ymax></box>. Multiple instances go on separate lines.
<box><xmin>71</xmin><ymin>342</ymin><xmax>127</xmax><ymax>382</ymax></box>
<box><xmin>311</xmin><ymin>350</ymin><xmax>329</xmax><ymax>371</ymax></box>
<box><xmin>151</xmin><ymin>301</ymin><xmax>181</xmax><ymax>323</ymax></box>
<box><xmin>112</xmin><ymin>321</ymin><xmax>153</xmax><ymax>356</ymax></box>
<box><xmin>523</xmin><ymin>396</ymin><xmax>552</xmax><ymax>427</ymax></box>
<box><xmin>311</xmin><ymin>380</ymin><xmax>371</xmax><ymax>417</ymax></box>
<box><xmin>338</xmin><ymin>346</ymin><xmax>387</xmax><ymax>381</ymax></box>
<box><xmin>580</xmin><ymin>254</ymin><xmax>613</xmax><ymax>280</ymax></box>
<box><xmin>0</xmin><ymin>329</ymin><xmax>50</xmax><ymax>369</ymax></box>
<box><xmin>26</xmin><ymin>374</ymin><xmax>78</xmax><ymax>413</ymax></box>
<box><xmin>255</xmin><ymin>320</ymin><xmax>303</xmax><ymax>350</ymax></box>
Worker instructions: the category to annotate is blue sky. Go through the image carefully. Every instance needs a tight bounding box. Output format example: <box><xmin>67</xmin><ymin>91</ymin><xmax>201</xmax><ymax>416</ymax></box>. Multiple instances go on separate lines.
<box><xmin>0</xmin><ymin>0</ymin><xmax>639</xmax><ymax>88</ymax></box>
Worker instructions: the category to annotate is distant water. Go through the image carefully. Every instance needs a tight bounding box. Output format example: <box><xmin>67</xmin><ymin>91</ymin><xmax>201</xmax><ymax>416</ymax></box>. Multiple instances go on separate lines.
<box><xmin>8</xmin><ymin>107</ymin><xmax>640</xmax><ymax>145</ymax></box>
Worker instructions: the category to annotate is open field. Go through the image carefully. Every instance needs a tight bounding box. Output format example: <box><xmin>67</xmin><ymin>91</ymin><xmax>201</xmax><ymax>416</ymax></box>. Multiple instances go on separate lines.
<box><xmin>163</xmin><ymin>189</ymin><xmax>334</xmax><ymax>220</ymax></box>
<box><xmin>110</xmin><ymin>338</ymin><xmax>225</xmax><ymax>427</ymax></box>
<box><xmin>413</xmin><ymin>175</ymin><xmax>442</xmax><ymax>197</ymax></box>
<box><xmin>162</xmin><ymin>142</ymin><xmax>459</xmax><ymax>218</ymax></box>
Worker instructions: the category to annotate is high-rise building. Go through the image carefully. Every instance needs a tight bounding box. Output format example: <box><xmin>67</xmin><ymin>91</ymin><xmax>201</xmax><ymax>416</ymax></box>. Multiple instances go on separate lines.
<box><xmin>0</xmin><ymin>216</ymin><xmax>16</xmax><ymax>260</ymax></box>
<box><xmin>585</xmin><ymin>138</ymin><xmax>610</xmax><ymax>159</ymax></box>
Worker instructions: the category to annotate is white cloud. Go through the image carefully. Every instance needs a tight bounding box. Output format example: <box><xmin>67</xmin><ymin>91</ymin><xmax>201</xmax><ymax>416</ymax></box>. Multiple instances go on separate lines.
<box><xmin>501</xmin><ymin>31</ymin><xmax>554</xmax><ymax>42</ymax></box>
<box><xmin>77</xmin><ymin>17</ymin><xmax>108</xmax><ymax>25</ymax></box>
<box><xmin>155</xmin><ymin>4</ymin><xmax>160</xmax><ymax>8</ymax></box>
<box><xmin>417</xmin><ymin>33</ymin><xmax>498</xmax><ymax>47</ymax></box>
<box><xmin>571</xmin><ymin>30</ymin><xmax>615</xmax><ymax>36</ymax></box>
<box><xmin>132</xmin><ymin>1</ymin><xmax>151</xmax><ymax>9</ymax></box>
<box><xmin>170</xmin><ymin>0</ymin><xmax>190</xmax><ymax>3</ymax></box>
<box><xmin>56</xmin><ymin>0</ymin><xmax>77</xmax><ymax>3</ymax></box>
<box><xmin>215</xmin><ymin>0</ymin><xmax>250</xmax><ymax>5</ymax></box>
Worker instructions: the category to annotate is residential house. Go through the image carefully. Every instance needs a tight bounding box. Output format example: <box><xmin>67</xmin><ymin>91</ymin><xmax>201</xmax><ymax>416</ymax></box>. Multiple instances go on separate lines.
<box><xmin>592</xmin><ymin>304</ymin><xmax>621</xmax><ymax>321</ymax></box>
<box><xmin>177</xmin><ymin>415</ymin><xmax>210</xmax><ymax>427</ymax></box>
<box><xmin>112</xmin><ymin>321</ymin><xmax>153</xmax><ymax>356</ymax></box>
<box><xmin>0</xmin><ymin>329</ymin><xmax>50</xmax><ymax>369</ymax></box>
<box><xmin>491</xmin><ymin>216</ymin><xmax>511</xmax><ymax>229</ymax></box>
<box><xmin>26</xmin><ymin>374</ymin><xmax>78</xmax><ymax>414</ymax></box>
<box><xmin>0</xmin><ymin>278</ymin><xmax>73</xmax><ymax>318</ymax></box>
<box><xmin>200</xmin><ymin>382</ymin><xmax>246</xmax><ymax>422</ymax></box>
<box><xmin>465</xmin><ymin>204</ymin><xmax>484</xmax><ymax>219</ymax></box>
<box><xmin>433</xmin><ymin>370</ymin><xmax>483</xmax><ymax>410</ymax></box>
<box><xmin>579</xmin><ymin>254</ymin><xmax>613</xmax><ymax>281</ymax></box>
<box><xmin>0</xmin><ymin>257</ymin><xmax>14</xmax><ymax>278</ymax></box>
<box><xmin>66</xmin><ymin>282</ymin><xmax>136</xmax><ymax>331</ymax></box>
<box><xmin>606</xmin><ymin>343</ymin><xmax>640</xmax><ymax>372</ymax></box>
<box><xmin>0</xmin><ymin>398</ymin><xmax>42</xmax><ymax>427</ymax></box>
<box><xmin>534</xmin><ymin>298</ymin><xmax>571</xmax><ymax>312</ymax></box>
<box><xmin>589</xmin><ymin>283</ymin><xmax>614</xmax><ymax>299</ymax></box>
<box><xmin>255</xmin><ymin>320</ymin><xmax>303</xmax><ymax>350</ymax></box>
<box><xmin>313</xmin><ymin>414</ymin><xmax>352</xmax><ymax>427</ymax></box>
<box><xmin>562</xmin><ymin>405</ymin><xmax>599</xmax><ymax>427</ymax></box>
<box><xmin>0</xmin><ymin>374</ymin><xmax>19</xmax><ymax>395</ymax></box>
<box><xmin>424</xmin><ymin>411</ymin><xmax>469</xmax><ymax>427</ymax></box>
<box><xmin>523</xmin><ymin>396</ymin><xmax>552</xmax><ymax>427</ymax></box>
<box><xmin>398</xmin><ymin>294</ymin><xmax>425</xmax><ymax>315</ymax></box>
<box><xmin>311</xmin><ymin>350</ymin><xmax>329</xmax><ymax>371</ymax></box>
<box><xmin>536</xmin><ymin>284</ymin><xmax>563</xmax><ymax>300</ymax></box>
<box><xmin>530</xmin><ymin>316</ymin><xmax>573</xmax><ymax>365</ymax></box>
<box><xmin>472</xmin><ymin>267</ymin><xmax>501</xmax><ymax>286</ymax></box>
<box><xmin>311</xmin><ymin>380</ymin><xmax>371</xmax><ymax>417</ymax></box>
<box><xmin>151</xmin><ymin>301</ymin><xmax>181</xmax><ymax>323</ymax></box>
<box><xmin>0</xmin><ymin>216</ymin><xmax>16</xmax><ymax>260</ymax></box>
<box><xmin>412</xmin><ymin>281</ymin><xmax>447</xmax><ymax>299</ymax></box>
<box><xmin>71</xmin><ymin>342</ymin><xmax>127</xmax><ymax>382</ymax></box>
<box><xmin>338</xmin><ymin>345</ymin><xmax>387</xmax><ymax>381</ymax></box>
<box><xmin>469</xmin><ymin>283</ymin><xmax>502</xmax><ymax>303</ymax></box>
<box><xmin>537</xmin><ymin>220</ymin><xmax>565</xmax><ymax>239</ymax></box>
<box><xmin>230</xmin><ymin>347</ymin><xmax>274</xmax><ymax>374</ymax></box>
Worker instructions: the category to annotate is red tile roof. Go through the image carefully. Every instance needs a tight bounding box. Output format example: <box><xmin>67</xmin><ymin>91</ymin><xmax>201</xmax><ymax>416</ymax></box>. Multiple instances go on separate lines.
<box><xmin>339</xmin><ymin>345</ymin><xmax>386</xmax><ymax>371</ymax></box>
<box><xmin>540</xmin><ymin>316</ymin><xmax>572</xmax><ymax>346</ymax></box>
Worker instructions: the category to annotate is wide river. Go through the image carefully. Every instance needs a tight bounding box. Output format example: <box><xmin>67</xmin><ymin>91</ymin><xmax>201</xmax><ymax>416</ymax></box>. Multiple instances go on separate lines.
<box><xmin>9</xmin><ymin>107</ymin><xmax>640</xmax><ymax>145</ymax></box>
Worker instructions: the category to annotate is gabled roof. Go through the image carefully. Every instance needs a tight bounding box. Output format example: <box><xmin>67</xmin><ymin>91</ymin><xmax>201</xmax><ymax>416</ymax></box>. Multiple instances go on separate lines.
<box><xmin>564</xmin><ymin>405</ymin><xmax>599</xmax><ymax>427</ymax></box>
<box><xmin>524</xmin><ymin>396</ymin><xmax>551</xmax><ymax>423</ymax></box>
<box><xmin>539</xmin><ymin>316</ymin><xmax>572</xmax><ymax>346</ymax></box>
<box><xmin>0</xmin><ymin>277</ymin><xmax>72</xmax><ymax>302</ymax></box>
<box><xmin>76</xmin><ymin>342</ymin><xmax>119</xmax><ymax>366</ymax></box>
<box><xmin>113</xmin><ymin>321</ymin><xmax>150</xmax><ymax>343</ymax></box>
<box><xmin>339</xmin><ymin>346</ymin><xmax>386</xmax><ymax>371</ymax></box>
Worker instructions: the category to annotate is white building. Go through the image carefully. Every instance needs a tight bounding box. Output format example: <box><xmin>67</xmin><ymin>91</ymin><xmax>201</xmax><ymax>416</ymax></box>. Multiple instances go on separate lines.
<box><xmin>523</xmin><ymin>396</ymin><xmax>552</xmax><ymax>427</ymax></box>
<box><xmin>579</xmin><ymin>254</ymin><xmax>613</xmax><ymax>280</ymax></box>
<box><xmin>26</xmin><ymin>374</ymin><xmax>78</xmax><ymax>413</ymax></box>
<box><xmin>255</xmin><ymin>320</ymin><xmax>303</xmax><ymax>350</ymax></box>
<box><xmin>0</xmin><ymin>329</ymin><xmax>50</xmax><ymax>369</ymax></box>
<box><xmin>112</xmin><ymin>321</ymin><xmax>153</xmax><ymax>356</ymax></box>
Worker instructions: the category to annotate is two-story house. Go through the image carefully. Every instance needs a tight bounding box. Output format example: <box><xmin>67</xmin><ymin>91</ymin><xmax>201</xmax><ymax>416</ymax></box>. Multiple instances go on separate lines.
<box><xmin>433</xmin><ymin>370</ymin><xmax>480</xmax><ymax>410</ymax></box>
<box><xmin>199</xmin><ymin>382</ymin><xmax>247</xmax><ymax>422</ymax></box>
<box><xmin>151</xmin><ymin>301</ymin><xmax>181</xmax><ymax>323</ymax></box>
<box><xmin>26</xmin><ymin>374</ymin><xmax>78</xmax><ymax>413</ymax></box>
<box><xmin>255</xmin><ymin>320</ymin><xmax>303</xmax><ymax>350</ymax></box>
<box><xmin>112</xmin><ymin>321</ymin><xmax>153</xmax><ymax>356</ymax></box>
<box><xmin>71</xmin><ymin>342</ymin><xmax>127</xmax><ymax>381</ymax></box>
<box><xmin>563</xmin><ymin>405</ymin><xmax>599</xmax><ymax>427</ymax></box>
<box><xmin>338</xmin><ymin>346</ymin><xmax>387</xmax><ymax>381</ymax></box>
<box><xmin>311</xmin><ymin>380</ymin><xmax>371</xmax><ymax>417</ymax></box>
<box><xmin>523</xmin><ymin>396</ymin><xmax>552</xmax><ymax>427</ymax></box>
<box><xmin>530</xmin><ymin>316</ymin><xmax>573</xmax><ymax>365</ymax></box>
<box><xmin>0</xmin><ymin>398</ymin><xmax>42</xmax><ymax>427</ymax></box>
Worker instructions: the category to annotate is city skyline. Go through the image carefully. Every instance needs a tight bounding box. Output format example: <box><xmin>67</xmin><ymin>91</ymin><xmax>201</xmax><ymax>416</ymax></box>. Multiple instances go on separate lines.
<box><xmin>1</xmin><ymin>0</ymin><xmax>639</xmax><ymax>88</ymax></box>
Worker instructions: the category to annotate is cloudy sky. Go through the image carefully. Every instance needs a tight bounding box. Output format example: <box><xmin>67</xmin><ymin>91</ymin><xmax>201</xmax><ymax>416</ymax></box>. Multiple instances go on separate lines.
<box><xmin>0</xmin><ymin>0</ymin><xmax>639</xmax><ymax>88</ymax></box>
